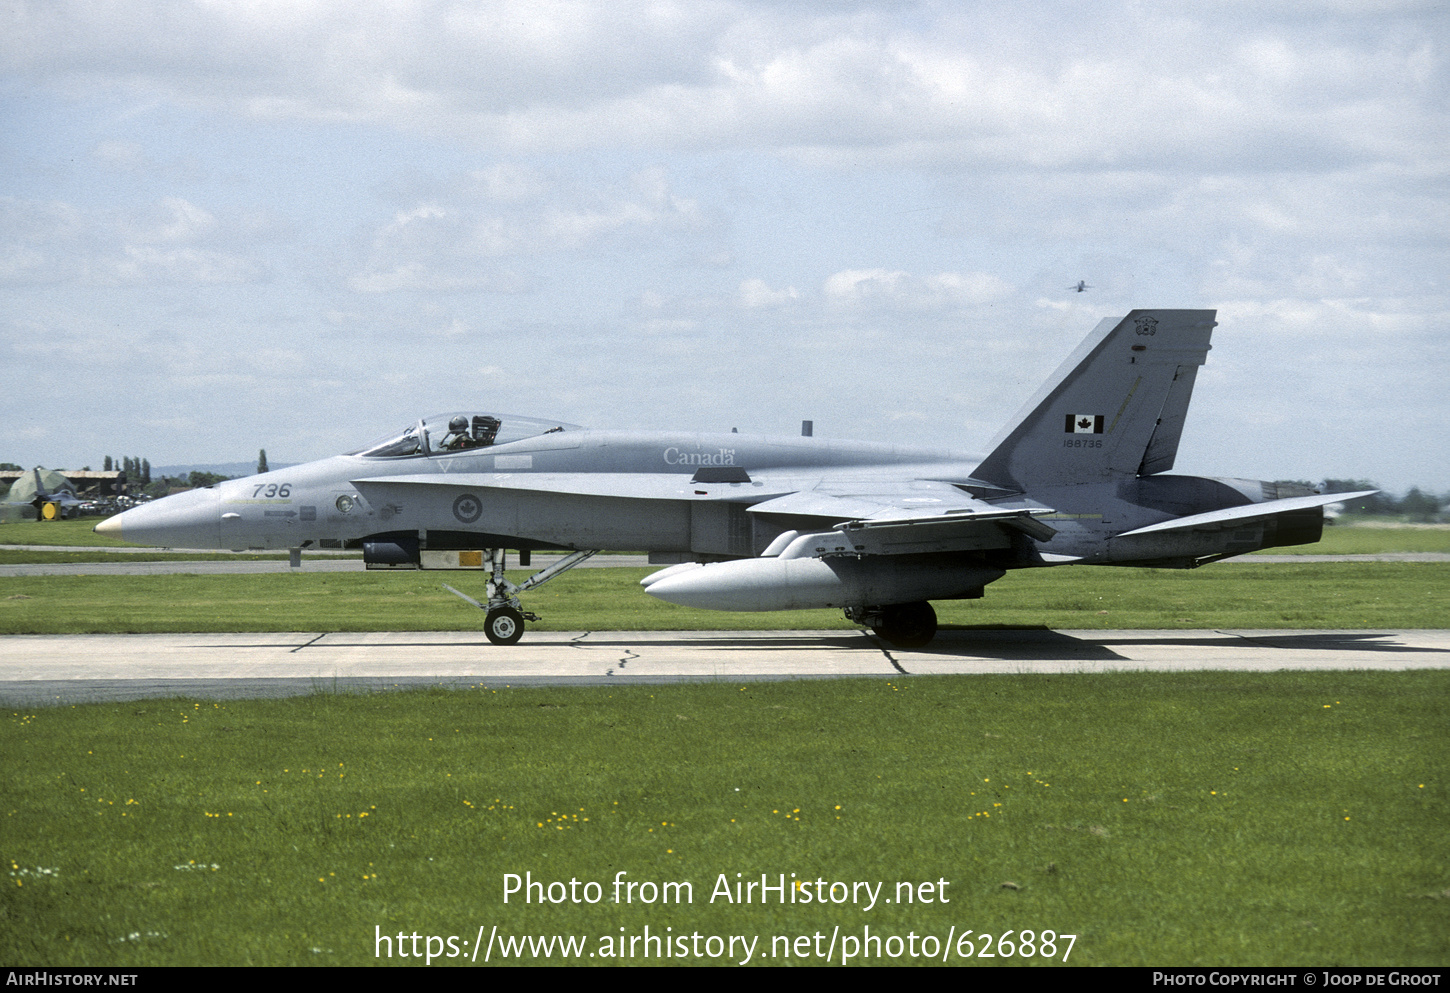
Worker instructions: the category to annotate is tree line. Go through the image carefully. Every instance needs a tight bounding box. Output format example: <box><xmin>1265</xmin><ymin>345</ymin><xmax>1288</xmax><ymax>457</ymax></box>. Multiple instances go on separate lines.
<box><xmin>1321</xmin><ymin>481</ymin><xmax>1445</xmax><ymax>522</ymax></box>
<box><xmin>103</xmin><ymin>456</ymin><xmax>151</xmax><ymax>487</ymax></box>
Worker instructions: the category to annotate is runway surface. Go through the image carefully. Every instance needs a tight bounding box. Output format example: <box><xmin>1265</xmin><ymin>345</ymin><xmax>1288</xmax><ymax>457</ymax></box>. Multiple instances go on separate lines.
<box><xmin>2</xmin><ymin>628</ymin><xmax>1446</xmax><ymax>705</ymax></box>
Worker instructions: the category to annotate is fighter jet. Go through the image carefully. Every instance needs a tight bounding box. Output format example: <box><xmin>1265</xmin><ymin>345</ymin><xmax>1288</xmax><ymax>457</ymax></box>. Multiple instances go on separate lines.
<box><xmin>1</xmin><ymin>468</ymin><xmax>85</xmax><ymax>522</ymax></box>
<box><xmin>1069</xmin><ymin>280</ymin><xmax>1091</xmax><ymax>292</ymax></box>
<box><xmin>96</xmin><ymin>310</ymin><xmax>1373</xmax><ymax>648</ymax></box>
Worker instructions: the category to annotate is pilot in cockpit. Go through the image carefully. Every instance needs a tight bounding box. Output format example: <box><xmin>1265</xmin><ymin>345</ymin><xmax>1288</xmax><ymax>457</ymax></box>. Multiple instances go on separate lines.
<box><xmin>443</xmin><ymin>416</ymin><xmax>477</xmax><ymax>451</ymax></box>
<box><xmin>442</xmin><ymin>414</ymin><xmax>504</xmax><ymax>451</ymax></box>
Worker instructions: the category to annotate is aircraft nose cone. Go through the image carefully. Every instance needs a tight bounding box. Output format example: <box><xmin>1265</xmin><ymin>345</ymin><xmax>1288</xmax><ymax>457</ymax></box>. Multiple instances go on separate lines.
<box><xmin>98</xmin><ymin>488</ymin><xmax>222</xmax><ymax>547</ymax></box>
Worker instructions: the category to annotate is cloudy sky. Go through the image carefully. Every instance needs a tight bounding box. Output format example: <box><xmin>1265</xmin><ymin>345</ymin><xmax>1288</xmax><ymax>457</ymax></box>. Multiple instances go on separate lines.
<box><xmin>2</xmin><ymin>0</ymin><xmax>1446</xmax><ymax>492</ymax></box>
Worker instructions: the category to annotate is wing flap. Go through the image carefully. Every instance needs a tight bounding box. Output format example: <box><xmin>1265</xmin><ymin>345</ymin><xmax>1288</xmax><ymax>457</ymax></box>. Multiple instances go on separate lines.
<box><xmin>833</xmin><ymin>509</ymin><xmax>1055</xmax><ymax>555</ymax></box>
<box><xmin>770</xmin><ymin>509</ymin><xmax>1056</xmax><ymax>558</ymax></box>
<box><xmin>748</xmin><ymin>478</ymin><xmax>1004</xmax><ymax>522</ymax></box>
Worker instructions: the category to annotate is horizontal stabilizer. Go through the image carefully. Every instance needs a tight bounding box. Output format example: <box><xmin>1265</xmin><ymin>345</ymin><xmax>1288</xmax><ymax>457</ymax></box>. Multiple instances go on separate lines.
<box><xmin>1112</xmin><ymin>491</ymin><xmax>1378</xmax><ymax>538</ymax></box>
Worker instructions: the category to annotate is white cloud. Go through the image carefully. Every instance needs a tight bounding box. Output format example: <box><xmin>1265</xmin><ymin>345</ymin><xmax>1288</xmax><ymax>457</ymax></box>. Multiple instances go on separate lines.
<box><xmin>0</xmin><ymin>196</ymin><xmax>271</xmax><ymax>285</ymax></box>
<box><xmin>5</xmin><ymin>1</ymin><xmax>1441</xmax><ymax>171</ymax></box>
<box><xmin>346</xmin><ymin>165</ymin><xmax>705</xmax><ymax>293</ymax></box>
<box><xmin>736</xmin><ymin>278</ymin><xmax>799</xmax><ymax>308</ymax></box>
<box><xmin>823</xmin><ymin>268</ymin><xmax>1012</xmax><ymax>309</ymax></box>
<box><xmin>823</xmin><ymin>268</ymin><xmax>906</xmax><ymax>301</ymax></box>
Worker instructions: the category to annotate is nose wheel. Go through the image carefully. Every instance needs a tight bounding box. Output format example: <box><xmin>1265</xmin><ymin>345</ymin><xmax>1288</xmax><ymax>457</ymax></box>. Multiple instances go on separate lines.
<box><xmin>484</xmin><ymin>606</ymin><xmax>525</xmax><ymax>646</ymax></box>
<box><xmin>443</xmin><ymin>548</ymin><xmax>598</xmax><ymax>645</ymax></box>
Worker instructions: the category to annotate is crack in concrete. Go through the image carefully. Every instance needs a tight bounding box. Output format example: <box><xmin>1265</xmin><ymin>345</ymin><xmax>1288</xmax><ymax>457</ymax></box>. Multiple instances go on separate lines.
<box><xmin>864</xmin><ymin>632</ymin><xmax>910</xmax><ymax>674</ymax></box>
<box><xmin>606</xmin><ymin>646</ymin><xmax>640</xmax><ymax>677</ymax></box>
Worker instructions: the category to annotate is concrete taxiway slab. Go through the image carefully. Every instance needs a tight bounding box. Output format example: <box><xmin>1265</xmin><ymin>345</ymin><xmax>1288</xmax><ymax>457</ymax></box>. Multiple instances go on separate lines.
<box><xmin>1</xmin><ymin>629</ymin><xmax>1446</xmax><ymax>706</ymax></box>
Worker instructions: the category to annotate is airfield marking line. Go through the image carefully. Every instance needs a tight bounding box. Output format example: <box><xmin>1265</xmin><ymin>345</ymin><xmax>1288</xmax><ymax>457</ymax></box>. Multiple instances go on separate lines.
<box><xmin>290</xmin><ymin>633</ymin><xmax>328</xmax><ymax>654</ymax></box>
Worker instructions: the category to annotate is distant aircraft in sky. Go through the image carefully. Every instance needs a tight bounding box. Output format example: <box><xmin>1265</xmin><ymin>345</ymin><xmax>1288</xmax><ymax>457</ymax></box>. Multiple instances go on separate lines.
<box><xmin>96</xmin><ymin>310</ymin><xmax>1373</xmax><ymax>648</ymax></box>
<box><xmin>1069</xmin><ymin>280</ymin><xmax>1091</xmax><ymax>292</ymax></box>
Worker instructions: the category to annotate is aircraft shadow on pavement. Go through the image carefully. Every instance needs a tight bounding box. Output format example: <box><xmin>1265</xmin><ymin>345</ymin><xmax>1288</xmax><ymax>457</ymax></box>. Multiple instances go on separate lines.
<box><xmin>916</xmin><ymin>627</ymin><xmax>1127</xmax><ymax>661</ymax></box>
<box><xmin>1091</xmin><ymin>631</ymin><xmax>1448</xmax><ymax>655</ymax></box>
<box><xmin>523</xmin><ymin>629</ymin><xmax>1129</xmax><ymax>661</ymax></box>
<box><xmin>902</xmin><ymin>628</ymin><xmax>1446</xmax><ymax>661</ymax></box>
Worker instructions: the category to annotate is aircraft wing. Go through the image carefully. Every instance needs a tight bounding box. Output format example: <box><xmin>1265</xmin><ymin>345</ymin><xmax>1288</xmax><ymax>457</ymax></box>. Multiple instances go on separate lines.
<box><xmin>784</xmin><ymin>510</ymin><xmax>1057</xmax><ymax>557</ymax></box>
<box><xmin>1111</xmin><ymin>490</ymin><xmax>1379</xmax><ymax>538</ymax></box>
<box><xmin>750</xmin><ymin>481</ymin><xmax>1056</xmax><ymax>557</ymax></box>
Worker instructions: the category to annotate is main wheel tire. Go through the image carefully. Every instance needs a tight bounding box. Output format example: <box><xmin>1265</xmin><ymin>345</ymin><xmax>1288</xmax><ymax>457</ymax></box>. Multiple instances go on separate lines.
<box><xmin>484</xmin><ymin>606</ymin><xmax>525</xmax><ymax>646</ymax></box>
<box><xmin>872</xmin><ymin>601</ymin><xmax>938</xmax><ymax>649</ymax></box>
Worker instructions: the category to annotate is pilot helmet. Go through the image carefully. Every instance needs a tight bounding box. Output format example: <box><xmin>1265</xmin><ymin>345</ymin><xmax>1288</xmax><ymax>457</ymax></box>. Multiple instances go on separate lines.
<box><xmin>448</xmin><ymin>415</ymin><xmax>468</xmax><ymax>433</ymax></box>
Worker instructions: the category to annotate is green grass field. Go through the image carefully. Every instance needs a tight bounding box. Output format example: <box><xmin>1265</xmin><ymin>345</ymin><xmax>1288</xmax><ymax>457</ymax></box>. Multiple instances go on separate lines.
<box><xmin>0</xmin><ymin>519</ymin><xmax>132</xmax><ymax>547</ymax></box>
<box><xmin>2</xmin><ymin>562</ymin><xmax>1448</xmax><ymax>634</ymax></box>
<box><xmin>3</xmin><ymin>671</ymin><xmax>1446</xmax><ymax>967</ymax></box>
<box><xmin>1252</xmin><ymin>524</ymin><xmax>1450</xmax><ymax>555</ymax></box>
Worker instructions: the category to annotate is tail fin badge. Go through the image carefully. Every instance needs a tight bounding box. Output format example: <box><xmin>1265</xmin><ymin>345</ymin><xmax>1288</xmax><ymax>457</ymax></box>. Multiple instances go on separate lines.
<box><xmin>1134</xmin><ymin>316</ymin><xmax>1158</xmax><ymax>335</ymax></box>
<box><xmin>1066</xmin><ymin>414</ymin><xmax>1105</xmax><ymax>434</ymax></box>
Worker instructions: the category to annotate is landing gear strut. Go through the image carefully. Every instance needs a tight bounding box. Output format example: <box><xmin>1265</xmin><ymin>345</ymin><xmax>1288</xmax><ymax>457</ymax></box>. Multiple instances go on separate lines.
<box><xmin>444</xmin><ymin>549</ymin><xmax>598</xmax><ymax>645</ymax></box>
<box><xmin>846</xmin><ymin>601</ymin><xmax>938</xmax><ymax>649</ymax></box>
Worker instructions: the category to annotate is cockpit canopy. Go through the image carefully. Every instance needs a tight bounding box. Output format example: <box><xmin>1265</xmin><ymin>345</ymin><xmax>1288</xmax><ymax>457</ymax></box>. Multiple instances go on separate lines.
<box><xmin>349</xmin><ymin>412</ymin><xmax>581</xmax><ymax>458</ymax></box>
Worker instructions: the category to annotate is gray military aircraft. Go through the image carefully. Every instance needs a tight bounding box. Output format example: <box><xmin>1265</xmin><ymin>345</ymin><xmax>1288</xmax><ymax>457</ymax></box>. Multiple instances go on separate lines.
<box><xmin>96</xmin><ymin>310</ymin><xmax>1373</xmax><ymax>648</ymax></box>
<box><xmin>1</xmin><ymin>468</ymin><xmax>85</xmax><ymax>523</ymax></box>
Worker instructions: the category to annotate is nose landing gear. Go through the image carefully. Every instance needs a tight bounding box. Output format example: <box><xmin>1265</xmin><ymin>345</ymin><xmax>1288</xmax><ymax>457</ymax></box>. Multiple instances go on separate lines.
<box><xmin>443</xmin><ymin>548</ymin><xmax>598</xmax><ymax>645</ymax></box>
<box><xmin>483</xmin><ymin>605</ymin><xmax>526</xmax><ymax>646</ymax></box>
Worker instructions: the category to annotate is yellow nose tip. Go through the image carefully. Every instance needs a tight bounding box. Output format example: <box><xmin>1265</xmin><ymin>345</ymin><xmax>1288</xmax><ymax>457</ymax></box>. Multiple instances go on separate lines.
<box><xmin>93</xmin><ymin>516</ymin><xmax>122</xmax><ymax>537</ymax></box>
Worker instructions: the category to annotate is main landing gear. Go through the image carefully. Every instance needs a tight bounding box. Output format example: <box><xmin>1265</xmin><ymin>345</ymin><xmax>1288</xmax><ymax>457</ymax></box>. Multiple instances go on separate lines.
<box><xmin>846</xmin><ymin>601</ymin><xmax>938</xmax><ymax>649</ymax></box>
<box><xmin>444</xmin><ymin>549</ymin><xmax>598</xmax><ymax>645</ymax></box>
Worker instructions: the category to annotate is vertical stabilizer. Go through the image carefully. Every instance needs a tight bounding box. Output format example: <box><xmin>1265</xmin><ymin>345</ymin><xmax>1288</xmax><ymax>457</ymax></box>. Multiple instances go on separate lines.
<box><xmin>973</xmin><ymin>310</ymin><xmax>1216</xmax><ymax>490</ymax></box>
